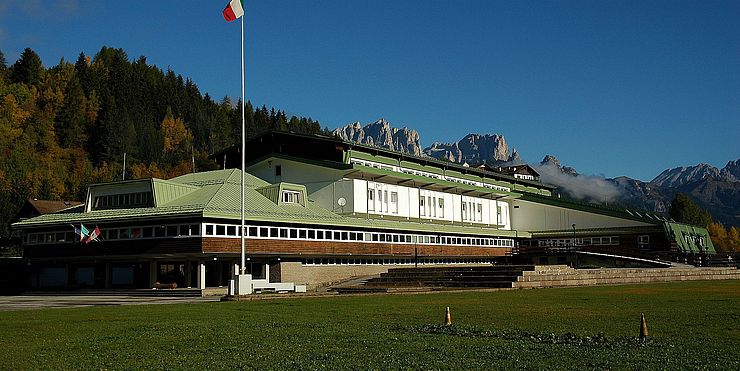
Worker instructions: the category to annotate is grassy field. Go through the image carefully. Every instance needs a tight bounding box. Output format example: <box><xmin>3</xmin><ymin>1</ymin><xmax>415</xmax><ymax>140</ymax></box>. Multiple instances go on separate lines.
<box><xmin>1</xmin><ymin>280</ymin><xmax>738</xmax><ymax>369</ymax></box>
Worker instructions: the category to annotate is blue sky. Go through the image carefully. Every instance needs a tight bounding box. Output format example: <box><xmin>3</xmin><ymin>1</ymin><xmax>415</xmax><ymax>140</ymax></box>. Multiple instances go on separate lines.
<box><xmin>1</xmin><ymin>0</ymin><xmax>738</xmax><ymax>181</ymax></box>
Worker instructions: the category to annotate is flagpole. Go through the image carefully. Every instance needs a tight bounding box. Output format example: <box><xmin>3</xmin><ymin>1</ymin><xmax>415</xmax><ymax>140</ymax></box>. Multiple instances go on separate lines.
<box><xmin>240</xmin><ymin>13</ymin><xmax>246</xmax><ymax>275</ymax></box>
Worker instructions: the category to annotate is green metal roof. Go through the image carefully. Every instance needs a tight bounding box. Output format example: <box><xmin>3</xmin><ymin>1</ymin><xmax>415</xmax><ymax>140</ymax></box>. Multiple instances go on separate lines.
<box><xmin>13</xmin><ymin>169</ymin><xmax>523</xmax><ymax>238</ymax></box>
<box><xmin>663</xmin><ymin>222</ymin><xmax>716</xmax><ymax>254</ymax></box>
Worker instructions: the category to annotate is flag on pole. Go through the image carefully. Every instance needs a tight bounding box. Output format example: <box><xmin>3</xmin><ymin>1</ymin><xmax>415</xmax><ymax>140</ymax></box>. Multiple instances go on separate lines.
<box><xmin>73</xmin><ymin>224</ymin><xmax>91</xmax><ymax>243</ymax></box>
<box><xmin>223</xmin><ymin>0</ymin><xmax>244</xmax><ymax>22</ymax></box>
<box><xmin>85</xmin><ymin>226</ymin><xmax>101</xmax><ymax>244</ymax></box>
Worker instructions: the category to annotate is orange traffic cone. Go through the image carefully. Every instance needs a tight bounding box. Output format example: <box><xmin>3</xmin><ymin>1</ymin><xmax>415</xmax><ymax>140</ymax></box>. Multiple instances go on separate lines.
<box><xmin>640</xmin><ymin>313</ymin><xmax>649</xmax><ymax>340</ymax></box>
<box><xmin>444</xmin><ymin>306</ymin><xmax>452</xmax><ymax>326</ymax></box>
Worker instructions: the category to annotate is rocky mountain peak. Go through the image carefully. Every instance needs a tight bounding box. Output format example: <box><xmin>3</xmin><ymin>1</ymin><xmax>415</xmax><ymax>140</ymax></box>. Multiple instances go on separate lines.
<box><xmin>650</xmin><ymin>163</ymin><xmax>721</xmax><ymax>188</ymax></box>
<box><xmin>423</xmin><ymin>133</ymin><xmax>516</xmax><ymax>164</ymax></box>
<box><xmin>720</xmin><ymin>159</ymin><xmax>740</xmax><ymax>182</ymax></box>
<box><xmin>333</xmin><ymin>119</ymin><xmax>422</xmax><ymax>156</ymax></box>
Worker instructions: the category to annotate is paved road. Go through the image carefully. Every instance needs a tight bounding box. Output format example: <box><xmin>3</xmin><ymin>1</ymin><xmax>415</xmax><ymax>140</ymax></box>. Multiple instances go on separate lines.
<box><xmin>0</xmin><ymin>295</ymin><xmax>220</xmax><ymax>311</ymax></box>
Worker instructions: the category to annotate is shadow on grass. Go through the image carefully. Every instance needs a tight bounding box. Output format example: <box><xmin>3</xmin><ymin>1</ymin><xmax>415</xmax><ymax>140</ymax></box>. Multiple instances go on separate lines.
<box><xmin>404</xmin><ymin>324</ymin><xmax>662</xmax><ymax>349</ymax></box>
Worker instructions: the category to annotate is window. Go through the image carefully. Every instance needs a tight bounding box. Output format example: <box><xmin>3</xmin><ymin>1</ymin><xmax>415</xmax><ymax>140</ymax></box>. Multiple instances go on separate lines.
<box><xmin>638</xmin><ymin>235</ymin><xmax>649</xmax><ymax>249</ymax></box>
<box><xmin>390</xmin><ymin>192</ymin><xmax>398</xmax><ymax>214</ymax></box>
<box><xmin>438</xmin><ymin>198</ymin><xmax>444</xmax><ymax>218</ymax></box>
<box><xmin>368</xmin><ymin>189</ymin><xmax>375</xmax><ymax>211</ymax></box>
<box><xmin>462</xmin><ymin>202</ymin><xmax>467</xmax><ymax>220</ymax></box>
<box><xmin>419</xmin><ymin>196</ymin><xmax>425</xmax><ymax>216</ymax></box>
<box><xmin>275</xmin><ymin>165</ymin><xmax>282</xmax><ymax>177</ymax></box>
<box><xmin>384</xmin><ymin>190</ymin><xmax>389</xmax><ymax>213</ymax></box>
<box><xmin>168</xmin><ymin>225</ymin><xmax>179</xmax><ymax>236</ymax></box>
<box><xmin>282</xmin><ymin>190</ymin><xmax>301</xmax><ymax>204</ymax></box>
<box><xmin>477</xmin><ymin>203</ymin><xmax>482</xmax><ymax>222</ymax></box>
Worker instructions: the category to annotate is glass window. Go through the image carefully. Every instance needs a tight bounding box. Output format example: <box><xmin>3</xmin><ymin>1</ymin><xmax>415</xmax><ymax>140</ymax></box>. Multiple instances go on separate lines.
<box><xmin>270</xmin><ymin>228</ymin><xmax>279</xmax><ymax>238</ymax></box>
<box><xmin>227</xmin><ymin>226</ymin><xmax>237</xmax><ymax>236</ymax></box>
<box><xmin>155</xmin><ymin>227</ymin><xmax>166</xmax><ymax>238</ymax></box>
<box><xmin>248</xmin><ymin>227</ymin><xmax>258</xmax><ymax>237</ymax></box>
<box><xmin>216</xmin><ymin>225</ymin><xmax>226</xmax><ymax>236</ymax></box>
<box><xmin>259</xmin><ymin>227</ymin><xmax>268</xmax><ymax>238</ymax></box>
<box><xmin>308</xmin><ymin>230</ymin><xmax>315</xmax><ymax>239</ymax></box>
<box><xmin>143</xmin><ymin>227</ymin><xmax>154</xmax><ymax>238</ymax></box>
<box><xmin>168</xmin><ymin>225</ymin><xmax>179</xmax><ymax>236</ymax></box>
<box><xmin>282</xmin><ymin>190</ymin><xmax>301</xmax><ymax>204</ymax></box>
<box><xmin>280</xmin><ymin>228</ymin><xmax>288</xmax><ymax>238</ymax></box>
<box><xmin>419</xmin><ymin>196</ymin><xmax>425</xmax><ymax>216</ymax></box>
<box><xmin>317</xmin><ymin>230</ymin><xmax>324</xmax><ymax>239</ymax></box>
<box><xmin>299</xmin><ymin>229</ymin><xmax>307</xmax><ymax>239</ymax></box>
<box><xmin>290</xmin><ymin>229</ymin><xmax>298</xmax><ymax>238</ymax></box>
<box><xmin>368</xmin><ymin>189</ymin><xmax>375</xmax><ymax>211</ymax></box>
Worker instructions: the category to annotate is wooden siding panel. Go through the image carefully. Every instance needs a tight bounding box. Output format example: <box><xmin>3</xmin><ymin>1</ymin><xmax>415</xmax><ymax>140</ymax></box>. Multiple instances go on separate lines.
<box><xmin>203</xmin><ymin>238</ymin><xmax>509</xmax><ymax>257</ymax></box>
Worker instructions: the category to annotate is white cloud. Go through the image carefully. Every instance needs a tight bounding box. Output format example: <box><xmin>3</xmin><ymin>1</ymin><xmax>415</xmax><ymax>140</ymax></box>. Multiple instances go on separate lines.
<box><xmin>535</xmin><ymin>164</ymin><xmax>623</xmax><ymax>203</ymax></box>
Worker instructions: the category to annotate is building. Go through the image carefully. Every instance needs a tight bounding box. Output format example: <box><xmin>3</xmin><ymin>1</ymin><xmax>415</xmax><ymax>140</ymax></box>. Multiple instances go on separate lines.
<box><xmin>12</xmin><ymin>131</ymin><xmax>715</xmax><ymax>291</ymax></box>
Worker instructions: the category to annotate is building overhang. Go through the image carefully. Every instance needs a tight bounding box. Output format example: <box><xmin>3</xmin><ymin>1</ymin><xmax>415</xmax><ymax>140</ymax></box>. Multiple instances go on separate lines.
<box><xmin>345</xmin><ymin>164</ymin><xmax>522</xmax><ymax>200</ymax></box>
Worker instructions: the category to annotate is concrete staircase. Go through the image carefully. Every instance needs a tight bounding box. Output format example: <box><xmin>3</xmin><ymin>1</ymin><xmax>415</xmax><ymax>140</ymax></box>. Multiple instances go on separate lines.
<box><xmin>334</xmin><ymin>265</ymin><xmax>740</xmax><ymax>293</ymax></box>
<box><xmin>335</xmin><ymin>265</ymin><xmax>536</xmax><ymax>293</ymax></box>
<box><xmin>513</xmin><ymin>265</ymin><xmax>740</xmax><ymax>289</ymax></box>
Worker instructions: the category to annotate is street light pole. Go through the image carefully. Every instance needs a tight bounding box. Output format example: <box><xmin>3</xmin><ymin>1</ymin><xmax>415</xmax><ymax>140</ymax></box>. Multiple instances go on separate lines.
<box><xmin>572</xmin><ymin>224</ymin><xmax>578</xmax><ymax>268</ymax></box>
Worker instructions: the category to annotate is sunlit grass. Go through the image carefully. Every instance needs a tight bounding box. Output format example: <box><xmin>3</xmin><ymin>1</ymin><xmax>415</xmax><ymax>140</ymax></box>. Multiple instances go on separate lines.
<box><xmin>1</xmin><ymin>280</ymin><xmax>738</xmax><ymax>369</ymax></box>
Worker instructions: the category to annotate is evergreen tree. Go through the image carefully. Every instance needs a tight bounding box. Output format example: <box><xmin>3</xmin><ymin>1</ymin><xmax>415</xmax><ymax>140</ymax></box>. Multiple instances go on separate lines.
<box><xmin>0</xmin><ymin>49</ymin><xmax>7</xmax><ymax>79</ymax></box>
<box><xmin>9</xmin><ymin>48</ymin><xmax>44</xmax><ymax>85</ymax></box>
<box><xmin>669</xmin><ymin>193</ymin><xmax>713</xmax><ymax>227</ymax></box>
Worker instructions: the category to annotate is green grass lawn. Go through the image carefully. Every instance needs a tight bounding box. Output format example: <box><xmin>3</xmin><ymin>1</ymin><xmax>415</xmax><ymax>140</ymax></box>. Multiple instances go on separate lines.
<box><xmin>1</xmin><ymin>280</ymin><xmax>739</xmax><ymax>369</ymax></box>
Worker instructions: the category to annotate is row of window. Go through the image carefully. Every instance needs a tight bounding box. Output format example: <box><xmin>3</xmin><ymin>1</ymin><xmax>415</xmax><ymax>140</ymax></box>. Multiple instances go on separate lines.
<box><xmin>27</xmin><ymin>222</ymin><xmax>514</xmax><ymax>248</ymax></box>
<box><xmin>535</xmin><ymin>236</ymin><xmax>621</xmax><ymax>248</ymax></box>
<box><xmin>204</xmin><ymin>223</ymin><xmax>515</xmax><ymax>247</ymax></box>
<box><xmin>26</xmin><ymin>224</ymin><xmax>201</xmax><ymax>245</ymax></box>
<box><xmin>419</xmin><ymin>193</ymin><xmax>445</xmax><ymax>218</ymax></box>
<box><xmin>367</xmin><ymin>187</ymin><xmax>399</xmax><ymax>214</ymax></box>
<box><xmin>92</xmin><ymin>192</ymin><xmax>152</xmax><ymax>211</ymax></box>
<box><xmin>302</xmin><ymin>258</ymin><xmax>492</xmax><ymax>266</ymax></box>
<box><xmin>350</xmin><ymin>158</ymin><xmax>512</xmax><ymax>193</ymax></box>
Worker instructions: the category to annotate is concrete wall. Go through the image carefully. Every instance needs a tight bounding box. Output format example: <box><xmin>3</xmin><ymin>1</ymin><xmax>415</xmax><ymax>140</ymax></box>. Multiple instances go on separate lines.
<box><xmin>279</xmin><ymin>261</ymin><xmax>393</xmax><ymax>290</ymax></box>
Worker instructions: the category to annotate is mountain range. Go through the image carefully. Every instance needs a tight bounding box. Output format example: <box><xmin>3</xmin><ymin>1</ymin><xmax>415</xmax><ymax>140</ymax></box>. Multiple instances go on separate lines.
<box><xmin>334</xmin><ymin>120</ymin><xmax>740</xmax><ymax>227</ymax></box>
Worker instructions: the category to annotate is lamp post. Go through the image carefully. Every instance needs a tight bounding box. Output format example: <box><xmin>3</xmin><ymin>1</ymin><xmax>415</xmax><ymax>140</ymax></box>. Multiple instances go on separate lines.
<box><xmin>572</xmin><ymin>224</ymin><xmax>578</xmax><ymax>268</ymax></box>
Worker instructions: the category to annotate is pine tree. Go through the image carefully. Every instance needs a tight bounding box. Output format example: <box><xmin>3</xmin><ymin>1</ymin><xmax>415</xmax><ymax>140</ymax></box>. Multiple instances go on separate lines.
<box><xmin>9</xmin><ymin>48</ymin><xmax>44</xmax><ymax>86</ymax></box>
<box><xmin>669</xmin><ymin>193</ymin><xmax>712</xmax><ymax>227</ymax></box>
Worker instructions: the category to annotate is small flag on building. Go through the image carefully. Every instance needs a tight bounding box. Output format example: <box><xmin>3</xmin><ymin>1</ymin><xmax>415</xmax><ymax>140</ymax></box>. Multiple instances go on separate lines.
<box><xmin>73</xmin><ymin>224</ymin><xmax>90</xmax><ymax>243</ymax></box>
<box><xmin>85</xmin><ymin>226</ymin><xmax>101</xmax><ymax>244</ymax></box>
<box><xmin>223</xmin><ymin>0</ymin><xmax>244</xmax><ymax>22</ymax></box>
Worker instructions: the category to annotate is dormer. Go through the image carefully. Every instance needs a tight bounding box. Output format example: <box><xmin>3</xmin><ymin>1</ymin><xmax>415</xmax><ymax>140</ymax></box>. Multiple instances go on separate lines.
<box><xmin>256</xmin><ymin>182</ymin><xmax>308</xmax><ymax>207</ymax></box>
<box><xmin>85</xmin><ymin>178</ymin><xmax>199</xmax><ymax>212</ymax></box>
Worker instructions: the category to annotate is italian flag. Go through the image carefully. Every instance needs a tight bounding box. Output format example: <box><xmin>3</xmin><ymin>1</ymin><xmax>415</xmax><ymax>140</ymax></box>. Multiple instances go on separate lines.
<box><xmin>223</xmin><ymin>0</ymin><xmax>244</xmax><ymax>22</ymax></box>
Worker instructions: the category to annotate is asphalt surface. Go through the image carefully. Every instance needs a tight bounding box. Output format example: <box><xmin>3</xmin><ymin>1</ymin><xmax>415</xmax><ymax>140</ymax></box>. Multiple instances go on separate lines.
<box><xmin>0</xmin><ymin>295</ymin><xmax>220</xmax><ymax>311</ymax></box>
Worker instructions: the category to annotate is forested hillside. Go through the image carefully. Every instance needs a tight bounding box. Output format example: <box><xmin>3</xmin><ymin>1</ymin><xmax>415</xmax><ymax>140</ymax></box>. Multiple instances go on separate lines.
<box><xmin>0</xmin><ymin>46</ymin><xmax>326</xmax><ymax>243</ymax></box>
